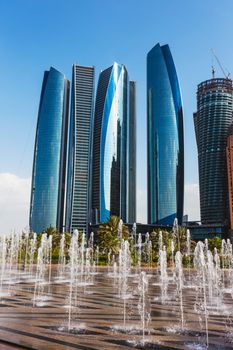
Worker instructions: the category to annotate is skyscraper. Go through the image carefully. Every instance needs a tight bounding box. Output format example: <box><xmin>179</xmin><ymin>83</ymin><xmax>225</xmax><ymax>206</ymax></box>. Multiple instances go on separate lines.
<box><xmin>226</xmin><ymin>125</ymin><xmax>233</xmax><ymax>230</ymax></box>
<box><xmin>65</xmin><ymin>65</ymin><xmax>95</xmax><ymax>233</ymax></box>
<box><xmin>92</xmin><ymin>62</ymin><xmax>129</xmax><ymax>223</ymax></box>
<box><xmin>194</xmin><ymin>78</ymin><xmax>233</xmax><ymax>224</ymax></box>
<box><xmin>30</xmin><ymin>67</ymin><xmax>70</xmax><ymax>233</ymax></box>
<box><xmin>147</xmin><ymin>43</ymin><xmax>184</xmax><ymax>225</ymax></box>
<box><xmin>128</xmin><ymin>81</ymin><xmax>137</xmax><ymax>223</ymax></box>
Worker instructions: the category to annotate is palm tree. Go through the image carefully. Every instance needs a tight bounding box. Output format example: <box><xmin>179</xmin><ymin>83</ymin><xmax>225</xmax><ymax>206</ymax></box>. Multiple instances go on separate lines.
<box><xmin>97</xmin><ymin>216</ymin><xmax>129</xmax><ymax>254</ymax></box>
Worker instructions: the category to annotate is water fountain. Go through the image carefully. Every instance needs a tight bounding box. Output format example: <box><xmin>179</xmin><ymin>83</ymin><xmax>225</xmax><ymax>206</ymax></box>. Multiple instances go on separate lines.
<box><xmin>33</xmin><ymin>233</ymin><xmax>49</xmax><ymax>306</ymax></box>
<box><xmin>118</xmin><ymin>240</ymin><xmax>131</xmax><ymax>328</ymax></box>
<box><xmin>95</xmin><ymin>245</ymin><xmax>99</xmax><ymax>267</ymax></box>
<box><xmin>175</xmin><ymin>251</ymin><xmax>184</xmax><ymax>330</ymax></box>
<box><xmin>118</xmin><ymin>219</ymin><xmax>123</xmax><ymax>241</ymax></box>
<box><xmin>137</xmin><ymin>233</ymin><xmax>142</xmax><ymax>270</ymax></box>
<box><xmin>0</xmin><ymin>235</ymin><xmax>7</xmax><ymax>296</ymax></box>
<box><xmin>204</xmin><ymin>238</ymin><xmax>208</xmax><ymax>256</ymax></box>
<box><xmin>57</xmin><ymin>233</ymin><xmax>66</xmax><ymax>279</ymax></box>
<box><xmin>137</xmin><ymin>271</ymin><xmax>151</xmax><ymax>345</ymax></box>
<box><xmin>226</xmin><ymin>239</ymin><xmax>232</xmax><ymax>265</ymax></box>
<box><xmin>113</xmin><ymin>261</ymin><xmax>118</xmax><ymax>282</ymax></box>
<box><xmin>171</xmin><ymin>239</ymin><xmax>175</xmax><ymax>279</ymax></box>
<box><xmin>206</xmin><ymin>250</ymin><xmax>215</xmax><ymax>303</ymax></box>
<box><xmin>68</xmin><ymin>230</ymin><xmax>79</xmax><ymax>330</ymax></box>
<box><xmin>186</xmin><ymin>229</ymin><xmax>191</xmax><ymax>279</ymax></box>
<box><xmin>85</xmin><ymin>247</ymin><xmax>92</xmax><ymax>286</ymax></box>
<box><xmin>158</xmin><ymin>231</ymin><xmax>163</xmax><ymax>251</ymax></box>
<box><xmin>194</xmin><ymin>242</ymin><xmax>209</xmax><ymax>348</ymax></box>
<box><xmin>47</xmin><ymin>235</ymin><xmax>53</xmax><ymax>286</ymax></box>
<box><xmin>132</xmin><ymin>222</ymin><xmax>137</xmax><ymax>262</ymax></box>
<box><xmin>107</xmin><ymin>249</ymin><xmax>112</xmax><ymax>273</ymax></box>
<box><xmin>214</xmin><ymin>247</ymin><xmax>222</xmax><ymax>311</ymax></box>
<box><xmin>2</xmin><ymin>224</ymin><xmax>233</xmax><ymax>348</ymax></box>
<box><xmin>28</xmin><ymin>233</ymin><xmax>37</xmax><ymax>278</ymax></box>
<box><xmin>159</xmin><ymin>245</ymin><xmax>168</xmax><ymax>303</ymax></box>
<box><xmin>7</xmin><ymin>233</ymin><xmax>16</xmax><ymax>285</ymax></box>
<box><xmin>88</xmin><ymin>231</ymin><xmax>94</xmax><ymax>265</ymax></box>
<box><xmin>147</xmin><ymin>240</ymin><xmax>153</xmax><ymax>269</ymax></box>
<box><xmin>23</xmin><ymin>231</ymin><xmax>30</xmax><ymax>273</ymax></box>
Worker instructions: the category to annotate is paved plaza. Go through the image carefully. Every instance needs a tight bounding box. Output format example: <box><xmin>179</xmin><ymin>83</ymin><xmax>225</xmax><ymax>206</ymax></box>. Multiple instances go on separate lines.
<box><xmin>0</xmin><ymin>268</ymin><xmax>232</xmax><ymax>349</ymax></box>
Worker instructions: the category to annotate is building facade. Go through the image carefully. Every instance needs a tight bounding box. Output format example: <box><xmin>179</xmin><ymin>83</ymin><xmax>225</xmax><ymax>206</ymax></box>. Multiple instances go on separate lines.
<box><xmin>65</xmin><ymin>65</ymin><xmax>95</xmax><ymax>233</ymax></box>
<box><xmin>92</xmin><ymin>62</ymin><xmax>129</xmax><ymax>223</ymax></box>
<box><xmin>226</xmin><ymin>125</ymin><xmax>233</xmax><ymax>230</ymax></box>
<box><xmin>147</xmin><ymin>43</ymin><xmax>184</xmax><ymax>225</ymax></box>
<box><xmin>128</xmin><ymin>81</ymin><xmax>137</xmax><ymax>223</ymax></box>
<box><xmin>194</xmin><ymin>78</ymin><xmax>233</xmax><ymax>224</ymax></box>
<box><xmin>30</xmin><ymin>67</ymin><xmax>70</xmax><ymax>233</ymax></box>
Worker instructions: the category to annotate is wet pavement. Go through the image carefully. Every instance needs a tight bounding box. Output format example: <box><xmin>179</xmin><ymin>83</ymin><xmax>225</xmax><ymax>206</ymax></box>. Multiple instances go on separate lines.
<box><xmin>0</xmin><ymin>267</ymin><xmax>232</xmax><ymax>349</ymax></box>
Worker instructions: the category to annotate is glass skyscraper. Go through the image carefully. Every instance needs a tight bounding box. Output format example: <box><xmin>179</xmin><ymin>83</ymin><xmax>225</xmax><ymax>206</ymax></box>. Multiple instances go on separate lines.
<box><xmin>147</xmin><ymin>43</ymin><xmax>184</xmax><ymax>225</ymax></box>
<box><xmin>194</xmin><ymin>78</ymin><xmax>233</xmax><ymax>224</ymax></box>
<box><xmin>65</xmin><ymin>65</ymin><xmax>95</xmax><ymax>233</ymax></box>
<box><xmin>30</xmin><ymin>67</ymin><xmax>70</xmax><ymax>233</ymax></box>
<box><xmin>92</xmin><ymin>62</ymin><xmax>129</xmax><ymax>223</ymax></box>
<box><xmin>226</xmin><ymin>124</ymin><xmax>233</xmax><ymax>230</ymax></box>
<box><xmin>128</xmin><ymin>81</ymin><xmax>137</xmax><ymax>223</ymax></box>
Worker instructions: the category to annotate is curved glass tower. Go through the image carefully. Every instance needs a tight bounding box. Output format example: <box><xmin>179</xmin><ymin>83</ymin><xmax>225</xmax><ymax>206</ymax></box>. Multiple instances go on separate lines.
<box><xmin>147</xmin><ymin>43</ymin><xmax>184</xmax><ymax>225</ymax></box>
<box><xmin>92</xmin><ymin>62</ymin><xmax>128</xmax><ymax>223</ymax></box>
<box><xmin>30</xmin><ymin>67</ymin><xmax>70</xmax><ymax>233</ymax></box>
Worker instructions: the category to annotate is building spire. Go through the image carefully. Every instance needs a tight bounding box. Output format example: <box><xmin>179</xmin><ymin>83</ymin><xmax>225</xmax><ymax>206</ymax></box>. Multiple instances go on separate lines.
<box><xmin>212</xmin><ymin>65</ymin><xmax>215</xmax><ymax>79</ymax></box>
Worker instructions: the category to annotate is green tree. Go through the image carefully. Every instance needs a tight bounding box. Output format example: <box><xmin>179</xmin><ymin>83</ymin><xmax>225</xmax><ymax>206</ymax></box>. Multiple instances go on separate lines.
<box><xmin>37</xmin><ymin>227</ymin><xmax>71</xmax><ymax>261</ymax></box>
<box><xmin>149</xmin><ymin>227</ymin><xmax>196</xmax><ymax>265</ymax></box>
<box><xmin>149</xmin><ymin>230</ymin><xmax>171</xmax><ymax>264</ymax></box>
<box><xmin>97</xmin><ymin>216</ymin><xmax>129</xmax><ymax>254</ymax></box>
<box><xmin>207</xmin><ymin>236</ymin><xmax>222</xmax><ymax>253</ymax></box>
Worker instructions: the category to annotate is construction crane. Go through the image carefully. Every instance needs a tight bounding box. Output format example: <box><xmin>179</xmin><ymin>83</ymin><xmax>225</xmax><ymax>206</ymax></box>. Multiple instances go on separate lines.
<box><xmin>211</xmin><ymin>48</ymin><xmax>231</xmax><ymax>79</ymax></box>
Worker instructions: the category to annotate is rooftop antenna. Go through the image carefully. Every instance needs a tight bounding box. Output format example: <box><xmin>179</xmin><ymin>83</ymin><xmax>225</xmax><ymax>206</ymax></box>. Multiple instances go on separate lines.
<box><xmin>211</xmin><ymin>48</ymin><xmax>231</xmax><ymax>79</ymax></box>
<box><xmin>211</xmin><ymin>53</ymin><xmax>215</xmax><ymax>79</ymax></box>
<box><xmin>212</xmin><ymin>65</ymin><xmax>215</xmax><ymax>79</ymax></box>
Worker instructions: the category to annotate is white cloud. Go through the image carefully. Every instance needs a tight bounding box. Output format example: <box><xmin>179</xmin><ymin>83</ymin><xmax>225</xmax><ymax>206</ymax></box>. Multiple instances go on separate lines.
<box><xmin>0</xmin><ymin>173</ymin><xmax>31</xmax><ymax>234</ymax></box>
<box><xmin>184</xmin><ymin>183</ymin><xmax>200</xmax><ymax>221</ymax></box>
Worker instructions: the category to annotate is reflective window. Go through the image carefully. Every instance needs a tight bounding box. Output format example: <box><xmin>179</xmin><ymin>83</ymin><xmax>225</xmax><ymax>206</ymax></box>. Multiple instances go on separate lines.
<box><xmin>147</xmin><ymin>44</ymin><xmax>184</xmax><ymax>225</ymax></box>
<box><xmin>30</xmin><ymin>67</ymin><xmax>69</xmax><ymax>233</ymax></box>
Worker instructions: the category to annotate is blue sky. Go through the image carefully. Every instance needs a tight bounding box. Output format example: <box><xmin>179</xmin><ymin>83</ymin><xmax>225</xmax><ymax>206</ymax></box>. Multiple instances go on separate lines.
<box><xmin>0</xmin><ymin>0</ymin><xmax>233</xmax><ymax>231</ymax></box>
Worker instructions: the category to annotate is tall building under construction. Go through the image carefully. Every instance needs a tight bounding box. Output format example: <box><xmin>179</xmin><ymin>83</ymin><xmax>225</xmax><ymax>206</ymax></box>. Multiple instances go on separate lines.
<box><xmin>227</xmin><ymin>125</ymin><xmax>233</xmax><ymax>230</ymax></box>
<box><xmin>194</xmin><ymin>77</ymin><xmax>233</xmax><ymax>225</ymax></box>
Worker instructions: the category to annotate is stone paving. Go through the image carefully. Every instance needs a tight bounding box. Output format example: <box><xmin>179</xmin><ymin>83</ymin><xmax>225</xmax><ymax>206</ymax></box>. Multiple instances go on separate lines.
<box><xmin>0</xmin><ymin>267</ymin><xmax>233</xmax><ymax>349</ymax></box>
